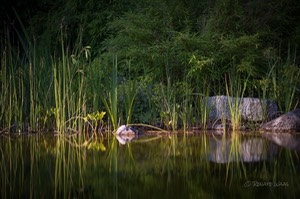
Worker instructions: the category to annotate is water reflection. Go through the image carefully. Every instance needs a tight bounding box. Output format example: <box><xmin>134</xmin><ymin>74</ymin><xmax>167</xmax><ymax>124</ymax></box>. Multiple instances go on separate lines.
<box><xmin>262</xmin><ymin>132</ymin><xmax>300</xmax><ymax>151</ymax></box>
<box><xmin>1</xmin><ymin>132</ymin><xmax>300</xmax><ymax>198</ymax></box>
<box><xmin>208</xmin><ymin>135</ymin><xmax>278</xmax><ymax>163</ymax></box>
<box><xmin>116</xmin><ymin>134</ymin><xmax>136</xmax><ymax>145</ymax></box>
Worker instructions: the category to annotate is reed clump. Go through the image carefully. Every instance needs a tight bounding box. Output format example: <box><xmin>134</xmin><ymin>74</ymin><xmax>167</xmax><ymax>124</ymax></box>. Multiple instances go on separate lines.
<box><xmin>1</xmin><ymin>1</ymin><xmax>300</xmax><ymax>134</ymax></box>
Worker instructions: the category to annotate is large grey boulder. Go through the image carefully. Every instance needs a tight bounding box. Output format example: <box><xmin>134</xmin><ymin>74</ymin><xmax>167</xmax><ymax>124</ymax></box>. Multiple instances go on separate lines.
<box><xmin>207</xmin><ymin>95</ymin><xmax>277</xmax><ymax>122</ymax></box>
<box><xmin>261</xmin><ymin>109</ymin><xmax>300</xmax><ymax>131</ymax></box>
<box><xmin>208</xmin><ymin>95</ymin><xmax>232</xmax><ymax>121</ymax></box>
<box><xmin>241</xmin><ymin>97</ymin><xmax>277</xmax><ymax>121</ymax></box>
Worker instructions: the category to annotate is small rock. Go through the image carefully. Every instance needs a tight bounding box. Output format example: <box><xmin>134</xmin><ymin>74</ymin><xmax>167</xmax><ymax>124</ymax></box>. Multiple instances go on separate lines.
<box><xmin>115</xmin><ymin>125</ymin><xmax>137</xmax><ymax>135</ymax></box>
<box><xmin>261</xmin><ymin>109</ymin><xmax>300</xmax><ymax>131</ymax></box>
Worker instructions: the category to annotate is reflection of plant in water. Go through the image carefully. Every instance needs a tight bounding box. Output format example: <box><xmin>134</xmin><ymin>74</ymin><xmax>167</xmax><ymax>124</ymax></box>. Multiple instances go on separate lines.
<box><xmin>54</xmin><ymin>136</ymin><xmax>91</xmax><ymax>199</ymax></box>
<box><xmin>106</xmin><ymin>137</ymin><xmax>120</xmax><ymax>198</ymax></box>
<box><xmin>86</xmin><ymin>140</ymin><xmax>106</xmax><ymax>151</ymax></box>
<box><xmin>159</xmin><ymin>134</ymin><xmax>182</xmax><ymax>187</ymax></box>
<box><xmin>2</xmin><ymin>133</ymin><xmax>300</xmax><ymax>198</ymax></box>
<box><xmin>225</xmin><ymin>133</ymin><xmax>247</xmax><ymax>184</ymax></box>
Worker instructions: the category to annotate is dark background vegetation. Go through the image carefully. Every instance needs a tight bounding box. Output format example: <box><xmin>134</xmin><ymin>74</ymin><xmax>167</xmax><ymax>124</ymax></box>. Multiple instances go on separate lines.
<box><xmin>1</xmin><ymin>0</ymin><xmax>300</xmax><ymax>130</ymax></box>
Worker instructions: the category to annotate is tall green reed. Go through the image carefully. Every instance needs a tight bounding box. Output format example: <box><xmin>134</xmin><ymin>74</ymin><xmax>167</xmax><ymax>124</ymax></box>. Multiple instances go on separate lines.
<box><xmin>225</xmin><ymin>74</ymin><xmax>249</xmax><ymax>132</ymax></box>
<box><xmin>0</xmin><ymin>49</ymin><xmax>13</xmax><ymax>130</ymax></box>
<box><xmin>53</xmin><ymin>26</ymin><xmax>89</xmax><ymax>134</ymax></box>
<box><xmin>261</xmin><ymin>44</ymin><xmax>300</xmax><ymax>112</ymax></box>
<box><xmin>0</xmin><ymin>29</ymin><xmax>26</xmax><ymax>132</ymax></box>
<box><xmin>194</xmin><ymin>87</ymin><xmax>211</xmax><ymax>130</ymax></box>
<box><xmin>220</xmin><ymin>73</ymin><xmax>249</xmax><ymax>182</ymax></box>
<box><xmin>102</xmin><ymin>56</ymin><xmax>118</xmax><ymax>130</ymax></box>
<box><xmin>120</xmin><ymin>59</ymin><xmax>138</xmax><ymax>125</ymax></box>
<box><xmin>1</xmin><ymin>13</ymin><xmax>57</xmax><ymax>133</ymax></box>
<box><xmin>158</xmin><ymin>78</ymin><xmax>179</xmax><ymax>131</ymax></box>
<box><xmin>178</xmin><ymin>77</ymin><xmax>194</xmax><ymax>132</ymax></box>
<box><xmin>53</xmin><ymin>52</ymin><xmax>66</xmax><ymax>133</ymax></box>
<box><xmin>123</xmin><ymin>80</ymin><xmax>138</xmax><ymax>124</ymax></box>
<box><xmin>0</xmin><ymin>12</ymin><xmax>91</xmax><ymax>134</ymax></box>
<box><xmin>14</xmin><ymin>10</ymin><xmax>42</xmax><ymax>131</ymax></box>
<box><xmin>1</xmin><ymin>26</ymin><xmax>95</xmax><ymax>135</ymax></box>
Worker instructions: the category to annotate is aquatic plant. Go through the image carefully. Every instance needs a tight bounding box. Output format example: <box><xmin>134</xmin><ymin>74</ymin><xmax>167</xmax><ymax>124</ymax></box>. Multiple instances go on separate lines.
<box><xmin>225</xmin><ymin>74</ymin><xmax>249</xmax><ymax>132</ymax></box>
<box><xmin>1</xmin><ymin>0</ymin><xmax>300</xmax><ymax>134</ymax></box>
<box><xmin>102</xmin><ymin>56</ymin><xmax>118</xmax><ymax>131</ymax></box>
<box><xmin>157</xmin><ymin>79</ymin><xmax>179</xmax><ymax>131</ymax></box>
<box><xmin>84</xmin><ymin>111</ymin><xmax>106</xmax><ymax>135</ymax></box>
<box><xmin>262</xmin><ymin>44</ymin><xmax>300</xmax><ymax>112</ymax></box>
<box><xmin>53</xmin><ymin>26</ymin><xmax>90</xmax><ymax>134</ymax></box>
<box><xmin>122</xmin><ymin>79</ymin><xmax>138</xmax><ymax>125</ymax></box>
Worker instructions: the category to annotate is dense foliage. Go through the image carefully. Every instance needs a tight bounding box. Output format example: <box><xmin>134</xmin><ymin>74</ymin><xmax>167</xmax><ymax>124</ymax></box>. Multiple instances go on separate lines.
<box><xmin>1</xmin><ymin>0</ymin><xmax>300</xmax><ymax>131</ymax></box>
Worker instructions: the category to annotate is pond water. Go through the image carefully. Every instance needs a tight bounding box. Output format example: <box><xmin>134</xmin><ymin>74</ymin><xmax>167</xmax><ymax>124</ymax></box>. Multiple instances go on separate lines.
<box><xmin>1</xmin><ymin>132</ymin><xmax>300</xmax><ymax>199</ymax></box>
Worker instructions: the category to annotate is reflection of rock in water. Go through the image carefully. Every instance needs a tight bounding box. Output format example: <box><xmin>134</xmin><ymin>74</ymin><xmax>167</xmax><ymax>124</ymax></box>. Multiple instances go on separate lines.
<box><xmin>116</xmin><ymin>134</ymin><xmax>137</xmax><ymax>145</ymax></box>
<box><xmin>115</xmin><ymin>125</ymin><xmax>140</xmax><ymax>145</ymax></box>
<box><xmin>262</xmin><ymin>132</ymin><xmax>300</xmax><ymax>151</ymax></box>
<box><xmin>240</xmin><ymin>138</ymin><xmax>266</xmax><ymax>162</ymax></box>
<box><xmin>208</xmin><ymin>138</ymin><xmax>231</xmax><ymax>163</ymax></box>
<box><xmin>208</xmin><ymin>136</ymin><xmax>278</xmax><ymax>163</ymax></box>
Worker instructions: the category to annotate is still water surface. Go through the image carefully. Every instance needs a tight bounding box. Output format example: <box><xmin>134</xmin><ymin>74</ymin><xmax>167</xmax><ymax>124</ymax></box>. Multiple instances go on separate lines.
<box><xmin>1</xmin><ymin>132</ymin><xmax>300</xmax><ymax>198</ymax></box>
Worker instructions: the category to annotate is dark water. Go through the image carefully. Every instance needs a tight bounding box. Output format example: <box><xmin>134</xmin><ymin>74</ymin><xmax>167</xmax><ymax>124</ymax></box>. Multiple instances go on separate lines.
<box><xmin>1</xmin><ymin>132</ymin><xmax>300</xmax><ymax>199</ymax></box>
